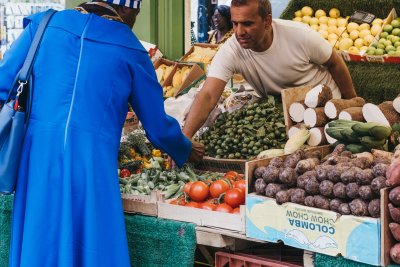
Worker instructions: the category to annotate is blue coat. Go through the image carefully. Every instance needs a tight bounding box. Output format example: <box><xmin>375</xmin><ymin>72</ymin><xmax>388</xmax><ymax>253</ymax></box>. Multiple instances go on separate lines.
<box><xmin>0</xmin><ymin>10</ymin><xmax>191</xmax><ymax>267</ymax></box>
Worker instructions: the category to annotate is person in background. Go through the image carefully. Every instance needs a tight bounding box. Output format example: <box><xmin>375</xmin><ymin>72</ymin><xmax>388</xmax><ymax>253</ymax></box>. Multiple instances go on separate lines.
<box><xmin>208</xmin><ymin>5</ymin><xmax>234</xmax><ymax>44</ymax></box>
<box><xmin>0</xmin><ymin>0</ymin><xmax>204</xmax><ymax>266</ymax></box>
<box><xmin>183</xmin><ymin>0</ymin><xmax>356</xmax><ymax>139</ymax></box>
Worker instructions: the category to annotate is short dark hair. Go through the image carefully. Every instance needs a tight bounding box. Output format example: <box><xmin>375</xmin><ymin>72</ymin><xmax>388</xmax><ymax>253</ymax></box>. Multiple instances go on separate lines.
<box><xmin>231</xmin><ymin>0</ymin><xmax>272</xmax><ymax>18</ymax></box>
<box><xmin>216</xmin><ymin>5</ymin><xmax>233</xmax><ymax>29</ymax></box>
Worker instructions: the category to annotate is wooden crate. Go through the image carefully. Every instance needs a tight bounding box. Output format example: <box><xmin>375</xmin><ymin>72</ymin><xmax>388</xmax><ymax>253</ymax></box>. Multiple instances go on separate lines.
<box><xmin>121</xmin><ymin>191</ymin><xmax>160</xmax><ymax>216</ymax></box>
<box><xmin>281</xmin><ymin>85</ymin><xmax>313</xmax><ymax>133</ymax></box>
<box><xmin>158</xmin><ymin>195</ymin><xmax>246</xmax><ymax>233</ymax></box>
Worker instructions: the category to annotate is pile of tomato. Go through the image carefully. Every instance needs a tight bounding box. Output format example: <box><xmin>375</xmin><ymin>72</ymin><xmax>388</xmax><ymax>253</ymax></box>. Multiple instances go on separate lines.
<box><xmin>170</xmin><ymin>171</ymin><xmax>246</xmax><ymax>213</ymax></box>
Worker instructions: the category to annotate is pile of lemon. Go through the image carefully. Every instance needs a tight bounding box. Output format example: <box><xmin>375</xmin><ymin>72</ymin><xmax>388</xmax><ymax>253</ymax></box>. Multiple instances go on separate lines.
<box><xmin>293</xmin><ymin>6</ymin><xmax>384</xmax><ymax>55</ymax></box>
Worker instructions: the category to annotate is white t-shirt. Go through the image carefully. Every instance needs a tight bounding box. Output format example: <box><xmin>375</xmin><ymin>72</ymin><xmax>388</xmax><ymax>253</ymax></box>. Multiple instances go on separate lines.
<box><xmin>208</xmin><ymin>19</ymin><xmax>341</xmax><ymax>98</ymax></box>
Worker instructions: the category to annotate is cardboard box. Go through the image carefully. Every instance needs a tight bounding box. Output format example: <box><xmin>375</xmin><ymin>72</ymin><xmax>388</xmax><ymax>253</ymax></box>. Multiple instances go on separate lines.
<box><xmin>245</xmin><ymin>146</ymin><xmax>382</xmax><ymax>266</ymax></box>
<box><xmin>340</xmin><ymin>8</ymin><xmax>400</xmax><ymax>63</ymax></box>
<box><xmin>162</xmin><ymin>62</ymin><xmax>204</xmax><ymax>97</ymax></box>
<box><xmin>180</xmin><ymin>43</ymin><xmax>219</xmax><ymax>71</ymax></box>
<box><xmin>121</xmin><ymin>190</ymin><xmax>160</xmax><ymax>216</ymax></box>
<box><xmin>158</xmin><ymin>199</ymin><xmax>246</xmax><ymax>233</ymax></box>
<box><xmin>153</xmin><ymin>58</ymin><xmax>176</xmax><ymax>86</ymax></box>
<box><xmin>195</xmin><ymin>156</ymin><xmax>247</xmax><ymax>174</ymax></box>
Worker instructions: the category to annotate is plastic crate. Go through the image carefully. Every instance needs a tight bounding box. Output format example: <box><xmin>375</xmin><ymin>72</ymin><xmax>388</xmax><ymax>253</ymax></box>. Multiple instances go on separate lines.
<box><xmin>215</xmin><ymin>252</ymin><xmax>302</xmax><ymax>267</ymax></box>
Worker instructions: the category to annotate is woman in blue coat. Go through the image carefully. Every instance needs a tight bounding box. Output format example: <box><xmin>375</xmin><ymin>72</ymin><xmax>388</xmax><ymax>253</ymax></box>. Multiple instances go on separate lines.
<box><xmin>0</xmin><ymin>1</ymin><xmax>204</xmax><ymax>266</ymax></box>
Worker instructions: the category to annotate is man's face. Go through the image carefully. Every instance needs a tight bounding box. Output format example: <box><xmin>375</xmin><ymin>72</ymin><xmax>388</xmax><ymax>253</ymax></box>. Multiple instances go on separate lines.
<box><xmin>231</xmin><ymin>1</ymin><xmax>271</xmax><ymax>51</ymax></box>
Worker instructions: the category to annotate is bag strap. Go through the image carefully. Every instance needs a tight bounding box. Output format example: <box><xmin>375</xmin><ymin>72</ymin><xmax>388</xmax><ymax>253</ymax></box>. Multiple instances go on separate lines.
<box><xmin>19</xmin><ymin>9</ymin><xmax>57</xmax><ymax>82</ymax></box>
<box><xmin>6</xmin><ymin>9</ymin><xmax>57</xmax><ymax>103</ymax></box>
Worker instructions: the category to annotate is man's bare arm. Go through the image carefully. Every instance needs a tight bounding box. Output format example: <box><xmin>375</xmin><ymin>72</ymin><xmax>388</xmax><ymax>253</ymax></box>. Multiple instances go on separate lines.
<box><xmin>324</xmin><ymin>49</ymin><xmax>356</xmax><ymax>99</ymax></box>
<box><xmin>182</xmin><ymin>77</ymin><xmax>227</xmax><ymax>138</ymax></box>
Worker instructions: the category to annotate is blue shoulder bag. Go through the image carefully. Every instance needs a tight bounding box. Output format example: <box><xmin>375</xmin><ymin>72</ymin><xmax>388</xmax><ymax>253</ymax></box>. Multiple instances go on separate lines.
<box><xmin>0</xmin><ymin>9</ymin><xmax>56</xmax><ymax>194</ymax></box>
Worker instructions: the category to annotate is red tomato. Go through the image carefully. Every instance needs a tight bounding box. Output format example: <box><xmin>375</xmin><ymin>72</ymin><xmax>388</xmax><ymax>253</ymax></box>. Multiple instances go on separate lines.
<box><xmin>185</xmin><ymin>202</ymin><xmax>200</xmax><ymax>208</ymax></box>
<box><xmin>215</xmin><ymin>203</ymin><xmax>233</xmax><ymax>213</ymax></box>
<box><xmin>183</xmin><ymin>182</ymin><xmax>194</xmax><ymax>195</ymax></box>
<box><xmin>200</xmin><ymin>202</ymin><xmax>217</xmax><ymax>211</ymax></box>
<box><xmin>232</xmin><ymin>207</ymin><xmax>241</xmax><ymax>214</ymax></box>
<box><xmin>188</xmin><ymin>181</ymin><xmax>209</xmax><ymax>202</ymax></box>
<box><xmin>209</xmin><ymin>180</ymin><xmax>230</xmax><ymax>198</ymax></box>
<box><xmin>120</xmin><ymin>168</ymin><xmax>131</xmax><ymax>178</ymax></box>
<box><xmin>225</xmin><ymin>171</ymin><xmax>239</xmax><ymax>179</ymax></box>
<box><xmin>224</xmin><ymin>188</ymin><xmax>245</xmax><ymax>208</ymax></box>
<box><xmin>233</xmin><ymin>180</ymin><xmax>246</xmax><ymax>194</ymax></box>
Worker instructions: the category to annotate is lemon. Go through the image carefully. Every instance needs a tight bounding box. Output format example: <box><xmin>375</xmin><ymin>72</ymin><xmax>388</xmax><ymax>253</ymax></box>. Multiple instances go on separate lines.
<box><xmin>294</xmin><ymin>10</ymin><xmax>302</xmax><ymax>17</ymax></box>
<box><xmin>293</xmin><ymin>17</ymin><xmax>302</xmax><ymax>22</ymax></box>
<box><xmin>337</xmin><ymin>26</ymin><xmax>347</xmax><ymax>35</ymax></box>
<box><xmin>354</xmin><ymin>38</ymin><xmax>364</xmax><ymax>49</ymax></box>
<box><xmin>310</xmin><ymin>25</ymin><xmax>319</xmax><ymax>31</ymax></box>
<box><xmin>315</xmin><ymin>9</ymin><xmax>326</xmax><ymax>19</ymax></box>
<box><xmin>341</xmin><ymin>32</ymin><xmax>349</xmax><ymax>38</ymax></box>
<box><xmin>339</xmin><ymin>38</ymin><xmax>353</xmax><ymax>50</ymax></box>
<box><xmin>301</xmin><ymin>6</ymin><xmax>313</xmax><ymax>17</ymax></box>
<box><xmin>319</xmin><ymin>24</ymin><xmax>328</xmax><ymax>31</ymax></box>
<box><xmin>328</xmin><ymin>26</ymin><xmax>338</xmax><ymax>35</ymax></box>
<box><xmin>328</xmin><ymin>33</ymin><xmax>339</xmax><ymax>41</ymax></box>
<box><xmin>329</xmin><ymin>8</ymin><xmax>340</xmax><ymax>19</ymax></box>
<box><xmin>337</xmin><ymin>18</ymin><xmax>347</xmax><ymax>27</ymax></box>
<box><xmin>348</xmin><ymin>46</ymin><xmax>360</xmax><ymax>54</ymax></box>
<box><xmin>372</xmin><ymin>18</ymin><xmax>383</xmax><ymax>25</ymax></box>
<box><xmin>360</xmin><ymin>46</ymin><xmax>369</xmax><ymax>53</ymax></box>
<box><xmin>359</xmin><ymin>29</ymin><xmax>371</xmax><ymax>39</ymax></box>
<box><xmin>363</xmin><ymin>34</ymin><xmax>375</xmax><ymax>46</ymax></box>
<box><xmin>328</xmin><ymin>39</ymin><xmax>337</xmax><ymax>48</ymax></box>
<box><xmin>318</xmin><ymin>29</ymin><xmax>329</xmax><ymax>39</ymax></box>
<box><xmin>319</xmin><ymin>16</ymin><xmax>329</xmax><ymax>25</ymax></box>
<box><xmin>302</xmin><ymin>15</ymin><xmax>311</xmax><ymax>24</ymax></box>
<box><xmin>349</xmin><ymin>30</ymin><xmax>359</xmax><ymax>40</ymax></box>
<box><xmin>347</xmin><ymin>22</ymin><xmax>359</xmax><ymax>33</ymax></box>
<box><xmin>371</xmin><ymin>25</ymin><xmax>382</xmax><ymax>36</ymax></box>
<box><xmin>309</xmin><ymin>17</ymin><xmax>319</xmax><ymax>25</ymax></box>
<box><xmin>328</xmin><ymin>18</ymin><xmax>337</xmax><ymax>27</ymax></box>
<box><xmin>358</xmin><ymin>23</ymin><xmax>370</xmax><ymax>31</ymax></box>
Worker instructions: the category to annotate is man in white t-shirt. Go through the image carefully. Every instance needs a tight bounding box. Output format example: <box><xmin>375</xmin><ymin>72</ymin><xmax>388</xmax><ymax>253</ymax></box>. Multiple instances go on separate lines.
<box><xmin>183</xmin><ymin>0</ymin><xmax>356</xmax><ymax>139</ymax></box>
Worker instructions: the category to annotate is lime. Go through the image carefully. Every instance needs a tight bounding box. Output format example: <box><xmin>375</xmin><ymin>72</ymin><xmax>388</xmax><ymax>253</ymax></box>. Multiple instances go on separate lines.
<box><xmin>384</xmin><ymin>24</ymin><xmax>394</xmax><ymax>33</ymax></box>
<box><xmin>375</xmin><ymin>48</ymin><xmax>385</xmax><ymax>55</ymax></box>
<box><xmin>380</xmin><ymin>32</ymin><xmax>389</xmax><ymax>38</ymax></box>
<box><xmin>391</xmin><ymin>20</ymin><xmax>400</xmax><ymax>28</ymax></box>
<box><xmin>393</xmin><ymin>28</ymin><xmax>400</xmax><ymax>36</ymax></box>
<box><xmin>385</xmin><ymin>45</ymin><xmax>396</xmax><ymax>53</ymax></box>
<box><xmin>377</xmin><ymin>43</ymin><xmax>385</xmax><ymax>49</ymax></box>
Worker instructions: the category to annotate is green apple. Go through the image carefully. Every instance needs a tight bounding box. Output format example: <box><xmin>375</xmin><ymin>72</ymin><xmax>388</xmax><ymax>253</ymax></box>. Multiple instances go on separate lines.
<box><xmin>392</xmin><ymin>20</ymin><xmax>400</xmax><ymax>28</ymax></box>
<box><xmin>380</xmin><ymin>32</ymin><xmax>389</xmax><ymax>38</ymax></box>
<box><xmin>392</xmin><ymin>36</ymin><xmax>400</xmax><ymax>44</ymax></box>
<box><xmin>375</xmin><ymin>48</ymin><xmax>385</xmax><ymax>55</ymax></box>
<box><xmin>384</xmin><ymin>40</ymin><xmax>393</xmax><ymax>47</ymax></box>
<box><xmin>379</xmin><ymin>38</ymin><xmax>387</xmax><ymax>44</ymax></box>
<box><xmin>386</xmin><ymin>45</ymin><xmax>396</xmax><ymax>53</ymax></box>
<box><xmin>392</xmin><ymin>28</ymin><xmax>400</xmax><ymax>36</ymax></box>
<box><xmin>394</xmin><ymin>41</ymin><xmax>400</xmax><ymax>48</ymax></box>
<box><xmin>394</xmin><ymin>50</ymin><xmax>400</xmax><ymax>56</ymax></box>
<box><xmin>371</xmin><ymin>42</ymin><xmax>378</xmax><ymax>48</ymax></box>
<box><xmin>366</xmin><ymin>47</ymin><xmax>376</xmax><ymax>55</ymax></box>
<box><xmin>377</xmin><ymin>43</ymin><xmax>386</xmax><ymax>49</ymax></box>
<box><xmin>384</xmin><ymin>24</ymin><xmax>394</xmax><ymax>33</ymax></box>
<box><xmin>388</xmin><ymin>50</ymin><xmax>397</xmax><ymax>55</ymax></box>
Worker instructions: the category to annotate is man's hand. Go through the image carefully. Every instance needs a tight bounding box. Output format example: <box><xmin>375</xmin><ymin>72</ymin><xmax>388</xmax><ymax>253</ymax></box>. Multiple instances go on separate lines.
<box><xmin>188</xmin><ymin>141</ymin><xmax>205</xmax><ymax>163</ymax></box>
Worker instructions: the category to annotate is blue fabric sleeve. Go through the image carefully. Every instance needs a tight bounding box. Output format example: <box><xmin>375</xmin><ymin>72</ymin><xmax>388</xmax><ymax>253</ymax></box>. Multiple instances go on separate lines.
<box><xmin>129</xmin><ymin>54</ymin><xmax>192</xmax><ymax>167</ymax></box>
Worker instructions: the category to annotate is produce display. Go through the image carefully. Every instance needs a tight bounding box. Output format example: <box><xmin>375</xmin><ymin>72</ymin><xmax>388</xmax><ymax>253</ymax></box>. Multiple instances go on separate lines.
<box><xmin>326</xmin><ymin>120</ymin><xmax>392</xmax><ymax>152</ymax></box>
<box><xmin>292</xmin><ymin>6</ymin><xmax>385</xmax><ymax>55</ymax></box>
<box><xmin>200</xmin><ymin>96</ymin><xmax>287</xmax><ymax>159</ymax></box>
<box><xmin>170</xmin><ymin>171</ymin><xmax>246</xmax><ymax>214</ymax></box>
<box><xmin>252</xmin><ymin>144</ymin><xmax>392</xmax><ymax>217</ymax></box>
<box><xmin>119</xmin><ymin>164</ymin><xmax>224</xmax><ymax>198</ymax></box>
<box><xmin>387</xmin><ymin>145</ymin><xmax>400</xmax><ymax>264</ymax></box>
<box><xmin>118</xmin><ymin>130</ymin><xmax>167</xmax><ymax>175</ymax></box>
<box><xmin>368</xmin><ymin>18</ymin><xmax>400</xmax><ymax>56</ymax></box>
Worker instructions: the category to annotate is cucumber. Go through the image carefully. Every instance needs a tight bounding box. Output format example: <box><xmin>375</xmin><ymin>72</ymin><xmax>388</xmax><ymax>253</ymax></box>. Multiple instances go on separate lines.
<box><xmin>352</xmin><ymin>122</ymin><xmax>385</xmax><ymax>137</ymax></box>
<box><xmin>360</xmin><ymin>136</ymin><xmax>386</xmax><ymax>149</ymax></box>
<box><xmin>341</xmin><ymin>128</ymin><xmax>360</xmax><ymax>143</ymax></box>
<box><xmin>369</xmin><ymin>125</ymin><xmax>391</xmax><ymax>140</ymax></box>
<box><xmin>346</xmin><ymin>144</ymin><xmax>368</xmax><ymax>153</ymax></box>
